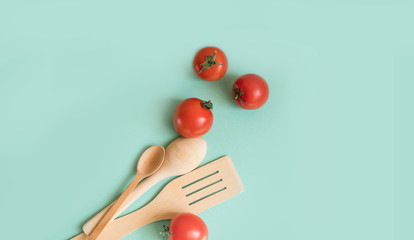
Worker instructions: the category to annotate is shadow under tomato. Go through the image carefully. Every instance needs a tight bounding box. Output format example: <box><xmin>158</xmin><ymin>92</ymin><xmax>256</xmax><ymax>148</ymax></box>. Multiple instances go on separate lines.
<box><xmin>157</xmin><ymin>98</ymin><xmax>182</xmax><ymax>140</ymax></box>
<box><xmin>211</xmin><ymin>72</ymin><xmax>240</xmax><ymax>109</ymax></box>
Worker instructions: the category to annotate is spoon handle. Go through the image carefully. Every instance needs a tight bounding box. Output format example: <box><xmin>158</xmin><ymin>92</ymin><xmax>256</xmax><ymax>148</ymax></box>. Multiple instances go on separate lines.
<box><xmin>88</xmin><ymin>175</ymin><xmax>144</xmax><ymax>240</ymax></box>
<box><xmin>82</xmin><ymin>172</ymin><xmax>166</xmax><ymax>235</ymax></box>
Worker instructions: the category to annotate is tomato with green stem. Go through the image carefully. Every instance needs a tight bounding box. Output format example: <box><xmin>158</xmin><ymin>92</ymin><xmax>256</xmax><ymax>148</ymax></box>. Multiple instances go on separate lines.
<box><xmin>173</xmin><ymin>98</ymin><xmax>214</xmax><ymax>138</ymax></box>
<box><xmin>232</xmin><ymin>74</ymin><xmax>269</xmax><ymax>110</ymax></box>
<box><xmin>161</xmin><ymin>213</ymin><xmax>208</xmax><ymax>240</ymax></box>
<box><xmin>193</xmin><ymin>47</ymin><xmax>228</xmax><ymax>81</ymax></box>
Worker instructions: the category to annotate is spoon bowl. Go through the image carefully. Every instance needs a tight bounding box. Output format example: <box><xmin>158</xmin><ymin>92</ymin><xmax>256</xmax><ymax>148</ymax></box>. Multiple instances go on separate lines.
<box><xmin>137</xmin><ymin>145</ymin><xmax>165</xmax><ymax>176</ymax></box>
<box><xmin>161</xmin><ymin>137</ymin><xmax>207</xmax><ymax>176</ymax></box>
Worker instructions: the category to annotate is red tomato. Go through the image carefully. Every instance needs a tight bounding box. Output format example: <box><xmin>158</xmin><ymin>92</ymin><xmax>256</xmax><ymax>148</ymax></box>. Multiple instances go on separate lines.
<box><xmin>193</xmin><ymin>47</ymin><xmax>228</xmax><ymax>81</ymax></box>
<box><xmin>167</xmin><ymin>213</ymin><xmax>208</xmax><ymax>240</ymax></box>
<box><xmin>232</xmin><ymin>74</ymin><xmax>269</xmax><ymax>110</ymax></box>
<box><xmin>173</xmin><ymin>98</ymin><xmax>213</xmax><ymax>138</ymax></box>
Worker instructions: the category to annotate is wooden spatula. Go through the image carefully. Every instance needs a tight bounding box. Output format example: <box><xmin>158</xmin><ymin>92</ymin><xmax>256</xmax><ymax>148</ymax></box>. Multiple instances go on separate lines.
<box><xmin>70</xmin><ymin>156</ymin><xmax>244</xmax><ymax>240</ymax></box>
<box><xmin>82</xmin><ymin>137</ymin><xmax>207</xmax><ymax>236</ymax></box>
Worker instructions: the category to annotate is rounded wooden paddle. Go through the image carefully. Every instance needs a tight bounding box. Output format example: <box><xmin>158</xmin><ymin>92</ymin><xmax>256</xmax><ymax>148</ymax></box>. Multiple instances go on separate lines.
<box><xmin>82</xmin><ymin>137</ymin><xmax>207</xmax><ymax>236</ymax></box>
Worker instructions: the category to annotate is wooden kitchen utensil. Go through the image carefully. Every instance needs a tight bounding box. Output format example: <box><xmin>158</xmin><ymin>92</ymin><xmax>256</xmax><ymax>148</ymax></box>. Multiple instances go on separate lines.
<box><xmin>82</xmin><ymin>137</ymin><xmax>207</xmax><ymax>235</ymax></box>
<box><xmin>70</xmin><ymin>156</ymin><xmax>243</xmax><ymax>240</ymax></box>
<box><xmin>88</xmin><ymin>145</ymin><xmax>165</xmax><ymax>240</ymax></box>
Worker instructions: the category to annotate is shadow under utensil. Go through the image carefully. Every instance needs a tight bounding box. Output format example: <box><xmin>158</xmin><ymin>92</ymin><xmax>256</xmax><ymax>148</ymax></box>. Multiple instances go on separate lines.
<box><xmin>113</xmin><ymin>145</ymin><xmax>153</xmax><ymax>196</ymax></box>
<box><xmin>125</xmin><ymin>219</ymin><xmax>171</xmax><ymax>239</ymax></box>
<box><xmin>77</xmin><ymin>145</ymin><xmax>152</xmax><ymax>230</ymax></box>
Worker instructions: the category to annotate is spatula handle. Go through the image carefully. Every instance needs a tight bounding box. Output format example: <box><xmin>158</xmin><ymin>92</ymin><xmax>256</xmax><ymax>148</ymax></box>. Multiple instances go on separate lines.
<box><xmin>82</xmin><ymin>173</ymin><xmax>165</xmax><ymax>235</ymax></box>
<box><xmin>71</xmin><ymin>203</ymin><xmax>169</xmax><ymax>240</ymax></box>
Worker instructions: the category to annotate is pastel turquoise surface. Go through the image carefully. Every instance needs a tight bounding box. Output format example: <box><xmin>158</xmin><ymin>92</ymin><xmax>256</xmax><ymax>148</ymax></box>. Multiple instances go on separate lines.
<box><xmin>0</xmin><ymin>1</ymin><xmax>411</xmax><ymax>240</ymax></box>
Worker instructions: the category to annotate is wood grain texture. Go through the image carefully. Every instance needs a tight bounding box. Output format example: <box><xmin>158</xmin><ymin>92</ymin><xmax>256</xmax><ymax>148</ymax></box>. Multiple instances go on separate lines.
<box><xmin>70</xmin><ymin>156</ymin><xmax>244</xmax><ymax>240</ymax></box>
<box><xmin>82</xmin><ymin>137</ymin><xmax>207</xmax><ymax>235</ymax></box>
<box><xmin>88</xmin><ymin>175</ymin><xmax>143</xmax><ymax>240</ymax></box>
<box><xmin>88</xmin><ymin>145</ymin><xmax>164</xmax><ymax>240</ymax></box>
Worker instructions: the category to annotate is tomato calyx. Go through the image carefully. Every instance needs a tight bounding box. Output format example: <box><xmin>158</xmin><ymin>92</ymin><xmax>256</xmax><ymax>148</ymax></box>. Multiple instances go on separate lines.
<box><xmin>232</xmin><ymin>84</ymin><xmax>246</xmax><ymax>102</ymax></box>
<box><xmin>160</xmin><ymin>225</ymin><xmax>173</xmax><ymax>240</ymax></box>
<box><xmin>201</xmin><ymin>100</ymin><xmax>213</xmax><ymax>110</ymax></box>
<box><xmin>199</xmin><ymin>51</ymin><xmax>222</xmax><ymax>73</ymax></box>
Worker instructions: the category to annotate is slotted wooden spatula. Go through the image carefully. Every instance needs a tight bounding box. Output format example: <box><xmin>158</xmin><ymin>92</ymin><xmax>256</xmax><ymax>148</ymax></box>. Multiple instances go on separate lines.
<box><xmin>70</xmin><ymin>156</ymin><xmax>244</xmax><ymax>240</ymax></box>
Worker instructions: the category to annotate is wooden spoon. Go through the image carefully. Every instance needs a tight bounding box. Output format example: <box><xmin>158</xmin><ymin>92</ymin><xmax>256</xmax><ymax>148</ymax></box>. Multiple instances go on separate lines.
<box><xmin>82</xmin><ymin>137</ymin><xmax>207</xmax><ymax>236</ymax></box>
<box><xmin>88</xmin><ymin>145</ymin><xmax>165</xmax><ymax>240</ymax></box>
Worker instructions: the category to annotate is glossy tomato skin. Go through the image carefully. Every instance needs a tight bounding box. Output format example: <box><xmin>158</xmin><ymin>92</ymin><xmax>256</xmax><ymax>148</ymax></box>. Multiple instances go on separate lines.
<box><xmin>169</xmin><ymin>213</ymin><xmax>208</xmax><ymax>240</ymax></box>
<box><xmin>173</xmin><ymin>98</ymin><xmax>213</xmax><ymax>138</ymax></box>
<box><xmin>193</xmin><ymin>47</ymin><xmax>228</xmax><ymax>81</ymax></box>
<box><xmin>232</xmin><ymin>74</ymin><xmax>269</xmax><ymax>110</ymax></box>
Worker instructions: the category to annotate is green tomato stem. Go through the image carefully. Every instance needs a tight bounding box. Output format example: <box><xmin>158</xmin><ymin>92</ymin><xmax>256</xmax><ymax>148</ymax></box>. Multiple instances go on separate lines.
<box><xmin>201</xmin><ymin>100</ymin><xmax>213</xmax><ymax>110</ymax></box>
<box><xmin>233</xmin><ymin>85</ymin><xmax>245</xmax><ymax>102</ymax></box>
<box><xmin>199</xmin><ymin>51</ymin><xmax>222</xmax><ymax>73</ymax></box>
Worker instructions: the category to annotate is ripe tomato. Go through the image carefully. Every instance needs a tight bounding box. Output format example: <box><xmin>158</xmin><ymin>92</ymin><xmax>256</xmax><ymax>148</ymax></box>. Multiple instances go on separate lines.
<box><xmin>232</xmin><ymin>74</ymin><xmax>269</xmax><ymax>110</ymax></box>
<box><xmin>193</xmin><ymin>47</ymin><xmax>228</xmax><ymax>81</ymax></box>
<box><xmin>165</xmin><ymin>213</ymin><xmax>208</xmax><ymax>240</ymax></box>
<box><xmin>173</xmin><ymin>98</ymin><xmax>213</xmax><ymax>138</ymax></box>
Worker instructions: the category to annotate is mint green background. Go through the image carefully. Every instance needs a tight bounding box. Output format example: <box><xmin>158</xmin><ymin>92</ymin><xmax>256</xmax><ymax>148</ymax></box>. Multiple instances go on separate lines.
<box><xmin>0</xmin><ymin>1</ymin><xmax>411</xmax><ymax>239</ymax></box>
